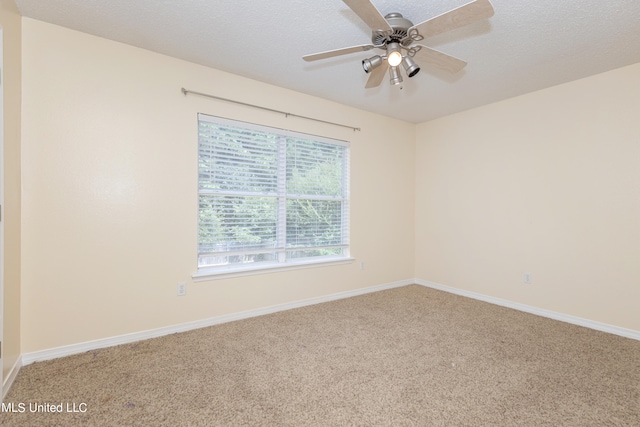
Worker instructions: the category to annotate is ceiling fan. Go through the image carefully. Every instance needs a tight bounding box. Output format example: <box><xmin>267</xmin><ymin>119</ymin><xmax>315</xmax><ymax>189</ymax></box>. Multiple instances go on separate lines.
<box><xmin>303</xmin><ymin>0</ymin><xmax>494</xmax><ymax>88</ymax></box>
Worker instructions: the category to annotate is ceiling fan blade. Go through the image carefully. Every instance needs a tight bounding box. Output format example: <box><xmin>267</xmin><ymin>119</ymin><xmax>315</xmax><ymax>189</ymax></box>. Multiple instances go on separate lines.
<box><xmin>411</xmin><ymin>45</ymin><xmax>467</xmax><ymax>73</ymax></box>
<box><xmin>343</xmin><ymin>0</ymin><xmax>393</xmax><ymax>33</ymax></box>
<box><xmin>364</xmin><ymin>61</ymin><xmax>389</xmax><ymax>88</ymax></box>
<box><xmin>408</xmin><ymin>0</ymin><xmax>494</xmax><ymax>40</ymax></box>
<box><xmin>303</xmin><ymin>44</ymin><xmax>376</xmax><ymax>62</ymax></box>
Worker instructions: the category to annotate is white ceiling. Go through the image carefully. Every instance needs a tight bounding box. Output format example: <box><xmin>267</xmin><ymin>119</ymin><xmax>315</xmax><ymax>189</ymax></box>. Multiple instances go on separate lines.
<box><xmin>14</xmin><ymin>0</ymin><xmax>640</xmax><ymax>123</ymax></box>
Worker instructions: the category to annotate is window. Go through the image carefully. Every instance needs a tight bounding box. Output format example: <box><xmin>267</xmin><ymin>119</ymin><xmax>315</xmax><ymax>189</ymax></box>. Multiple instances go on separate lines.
<box><xmin>196</xmin><ymin>113</ymin><xmax>350</xmax><ymax>277</ymax></box>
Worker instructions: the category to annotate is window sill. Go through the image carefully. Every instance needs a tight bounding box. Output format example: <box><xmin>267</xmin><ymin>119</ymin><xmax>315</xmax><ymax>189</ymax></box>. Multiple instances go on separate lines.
<box><xmin>192</xmin><ymin>257</ymin><xmax>355</xmax><ymax>281</ymax></box>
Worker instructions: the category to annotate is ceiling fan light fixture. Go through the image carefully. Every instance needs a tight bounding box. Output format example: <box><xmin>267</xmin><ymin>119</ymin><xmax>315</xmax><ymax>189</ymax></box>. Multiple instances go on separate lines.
<box><xmin>362</xmin><ymin>55</ymin><xmax>383</xmax><ymax>73</ymax></box>
<box><xmin>389</xmin><ymin>66</ymin><xmax>403</xmax><ymax>85</ymax></box>
<box><xmin>402</xmin><ymin>56</ymin><xmax>420</xmax><ymax>78</ymax></box>
<box><xmin>386</xmin><ymin>43</ymin><xmax>403</xmax><ymax>67</ymax></box>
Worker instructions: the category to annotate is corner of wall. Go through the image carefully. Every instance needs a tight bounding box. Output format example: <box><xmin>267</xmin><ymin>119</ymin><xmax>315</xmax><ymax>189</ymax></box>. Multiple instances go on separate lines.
<box><xmin>1</xmin><ymin>0</ymin><xmax>23</xmax><ymax>391</ymax></box>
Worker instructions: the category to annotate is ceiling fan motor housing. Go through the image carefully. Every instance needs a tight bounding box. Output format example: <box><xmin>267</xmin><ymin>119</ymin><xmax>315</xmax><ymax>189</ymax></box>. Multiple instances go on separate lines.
<box><xmin>372</xmin><ymin>13</ymin><xmax>414</xmax><ymax>46</ymax></box>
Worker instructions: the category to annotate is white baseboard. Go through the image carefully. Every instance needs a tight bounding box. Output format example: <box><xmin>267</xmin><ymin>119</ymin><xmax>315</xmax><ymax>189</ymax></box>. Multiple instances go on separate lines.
<box><xmin>18</xmin><ymin>277</ymin><xmax>639</xmax><ymax>374</ymax></box>
<box><xmin>415</xmin><ymin>279</ymin><xmax>640</xmax><ymax>341</ymax></box>
<box><xmin>3</xmin><ymin>355</ymin><xmax>22</xmax><ymax>400</ymax></box>
<box><xmin>21</xmin><ymin>279</ymin><xmax>414</xmax><ymax>366</ymax></box>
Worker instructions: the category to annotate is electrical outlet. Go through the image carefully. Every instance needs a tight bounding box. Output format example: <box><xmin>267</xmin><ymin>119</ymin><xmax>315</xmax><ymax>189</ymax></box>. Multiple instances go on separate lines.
<box><xmin>360</xmin><ymin>261</ymin><xmax>365</xmax><ymax>270</ymax></box>
<box><xmin>177</xmin><ymin>282</ymin><xmax>187</xmax><ymax>296</ymax></box>
<box><xmin>524</xmin><ymin>272</ymin><xmax>533</xmax><ymax>285</ymax></box>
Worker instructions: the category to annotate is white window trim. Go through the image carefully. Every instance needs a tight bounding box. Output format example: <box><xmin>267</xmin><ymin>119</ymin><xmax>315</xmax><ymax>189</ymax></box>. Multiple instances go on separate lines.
<box><xmin>195</xmin><ymin>113</ymin><xmax>351</xmax><ymax>279</ymax></box>
<box><xmin>192</xmin><ymin>256</ymin><xmax>355</xmax><ymax>281</ymax></box>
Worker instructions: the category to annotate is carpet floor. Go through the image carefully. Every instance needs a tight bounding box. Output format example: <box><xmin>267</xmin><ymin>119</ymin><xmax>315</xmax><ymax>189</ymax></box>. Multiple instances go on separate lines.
<box><xmin>2</xmin><ymin>285</ymin><xmax>639</xmax><ymax>426</ymax></box>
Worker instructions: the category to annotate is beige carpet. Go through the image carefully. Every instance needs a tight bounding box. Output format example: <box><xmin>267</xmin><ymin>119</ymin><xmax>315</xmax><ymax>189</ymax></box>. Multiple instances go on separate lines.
<box><xmin>2</xmin><ymin>285</ymin><xmax>639</xmax><ymax>426</ymax></box>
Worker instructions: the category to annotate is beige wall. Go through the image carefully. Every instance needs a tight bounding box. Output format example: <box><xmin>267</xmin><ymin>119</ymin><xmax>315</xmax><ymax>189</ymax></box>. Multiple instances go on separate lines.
<box><xmin>20</xmin><ymin>18</ymin><xmax>415</xmax><ymax>353</ymax></box>
<box><xmin>1</xmin><ymin>0</ymin><xmax>21</xmax><ymax>382</ymax></box>
<box><xmin>415</xmin><ymin>62</ymin><xmax>640</xmax><ymax>331</ymax></box>
<box><xmin>17</xmin><ymin>15</ymin><xmax>640</xmax><ymax>355</ymax></box>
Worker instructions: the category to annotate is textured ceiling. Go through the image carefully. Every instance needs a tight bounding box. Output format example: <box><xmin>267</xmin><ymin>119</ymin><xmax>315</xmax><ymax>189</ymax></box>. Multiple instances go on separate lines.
<box><xmin>14</xmin><ymin>0</ymin><xmax>640</xmax><ymax>123</ymax></box>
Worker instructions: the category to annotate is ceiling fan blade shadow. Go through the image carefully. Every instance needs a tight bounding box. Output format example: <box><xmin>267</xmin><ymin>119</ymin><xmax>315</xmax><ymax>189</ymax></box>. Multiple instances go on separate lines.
<box><xmin>412</xmin><ymin>45</ymin><xmax>467</xmax><ymax>74</ymax></box>
<box><xmin>409</xmin><ymin>0</ymin><xmax>494</xmax><ymax>40</ymax></box>
<box><xmin>365</xmin><ymin>61</ymin><xmax>389</xmax><ymax>88</ymax></box>
<box><xmin>303</xmin><ymin>44</ymin><xmax>376</xmax><ymax>62</ymax></box>
<box><xmin>343</xmin><ymin>0</ymin><xmax>393</xmax><ymax>34</ymax></box>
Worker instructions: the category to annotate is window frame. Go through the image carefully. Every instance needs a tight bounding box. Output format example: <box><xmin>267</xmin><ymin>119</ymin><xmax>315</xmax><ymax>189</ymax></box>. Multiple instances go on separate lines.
<box><xmin>194</xmin><ymin>114</ymin><xmax>352</xmax><ymax>281</ymax></box>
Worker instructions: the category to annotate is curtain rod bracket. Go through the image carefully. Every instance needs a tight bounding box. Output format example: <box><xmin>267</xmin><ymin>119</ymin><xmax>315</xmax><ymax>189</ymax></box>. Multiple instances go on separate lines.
<box><xmin>181</xmin><ymin>88</ymin><xmax>360</xmax><ymax>132</ymax></box>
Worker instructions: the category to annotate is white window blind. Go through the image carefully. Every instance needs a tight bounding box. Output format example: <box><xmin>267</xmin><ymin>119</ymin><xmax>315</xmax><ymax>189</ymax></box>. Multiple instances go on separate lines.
<box><xmin>197</xmin><ymin>113</ymin><xmax>350</xmax><ymax>273</ymax></box>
